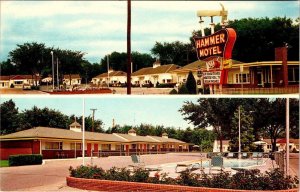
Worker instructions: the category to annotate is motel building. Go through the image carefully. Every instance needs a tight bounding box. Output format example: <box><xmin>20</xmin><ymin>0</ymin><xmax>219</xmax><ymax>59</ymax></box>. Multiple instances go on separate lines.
<box><xmin>171</xmin><ymin>49</ymin><xmax>299</xmax><ymax>92</ymax></box>
<box><xmin>91</xmin><ymin>70</ymin><xmax>127</xmax><ymax>87</ymax></box>
<box><xmin>0</xmin><ymin>75</ymin><xmax>40</xmax><ymax>89</ymax></box>
<box><xmin>63</xmin><ymin>74</ymin><xmax>81</xmax><ymax>86</ymax></box>
<box><xmin>0</xmin><ymin>122</ymin><xmax>189</xmax><ymax>160</ymax></box>
<box><xmin>131</xmin><ymin>60</ymin><xmax>179</xmax><ymax>87</ymax></box>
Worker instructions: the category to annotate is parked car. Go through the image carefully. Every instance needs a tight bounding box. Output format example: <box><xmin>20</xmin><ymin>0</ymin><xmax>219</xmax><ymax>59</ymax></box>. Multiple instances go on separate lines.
<box><xmin>22</xmin><ymin>84</ymin><xmax>31</xmax><ymax>90</ymax></box>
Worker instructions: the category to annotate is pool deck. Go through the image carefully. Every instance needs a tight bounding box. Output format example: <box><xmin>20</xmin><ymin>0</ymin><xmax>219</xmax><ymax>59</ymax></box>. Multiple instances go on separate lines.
<box><xmin>0</xmin><ymin>153</ymin><xmax>298</xmax><ymax>191</ymax></box>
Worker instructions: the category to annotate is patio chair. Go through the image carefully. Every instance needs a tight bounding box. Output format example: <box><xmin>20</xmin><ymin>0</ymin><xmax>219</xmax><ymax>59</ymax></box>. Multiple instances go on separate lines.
<box><xmin>129</xmin><ymin>155</ymin><xmax>145</xmax><ymax>168</ymax></box>
<box><xmin>242</xmin><ymin>153</ymin><xmax>248</xmax><ymax>159</ymax></box>
<box><xmin>252</xmin><ymin>152</ymin><xmax>263</xmax><ymax>158</ymax></box>
<box><xmin>209</xmin><ymin>156</ymin><xmax>224</xmax><ymax>174</ymax></box>
<box><xmin>227</xmin><ymin>152</ymin><xmax>234</xmax><ymax>158</ymax></box>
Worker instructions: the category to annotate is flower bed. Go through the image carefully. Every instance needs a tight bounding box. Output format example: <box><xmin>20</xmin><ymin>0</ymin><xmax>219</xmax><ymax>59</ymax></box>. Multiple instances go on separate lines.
<box><xmin>67</xmin><ymin>166</ymin><xmax>299</xmax><ymax>191</ymax></box>
<box><xmin>48</xmin><ymin>89</ymin><xmax>112</xmax><ymax>94</ymax></box>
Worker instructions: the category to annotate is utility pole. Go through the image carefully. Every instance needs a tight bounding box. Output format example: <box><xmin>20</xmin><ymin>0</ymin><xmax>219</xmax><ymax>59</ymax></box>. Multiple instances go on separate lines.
<box><xmin>90</xmin><ymin>108</ymin><xmax>97</xmax><ymax>132</ymax></box>
<box><xmin>127</xmin><ymin>0</ymin><xmax>132</xmax><ymax>94</ymax></box>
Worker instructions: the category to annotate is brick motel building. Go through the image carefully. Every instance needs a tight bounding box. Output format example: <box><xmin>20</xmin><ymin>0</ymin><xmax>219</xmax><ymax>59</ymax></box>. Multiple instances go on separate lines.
<box><xmin>0</xmin><ymin>122</ymin><xmax>189</xmax><ymax>160</ymax></box>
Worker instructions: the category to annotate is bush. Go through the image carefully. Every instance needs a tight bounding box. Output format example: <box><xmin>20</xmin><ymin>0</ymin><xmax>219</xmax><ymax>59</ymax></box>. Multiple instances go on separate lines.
<box><xmin>131</xmin><ymin>168</ymin><xmax>150</xmax><ymax>182</ymax></box>
<box><xmin>169</xmin><ymin>89</ymin><xmax>178</xmax><ymax>94</ymax></box>
<box><xmin>69</xmin><ymin>166</ymin><xmax>299</xmax><ymax>190</ymax></box>
<box><xmin>31</xmin><ymin>85</ymin><xmax>40</xmax><ymax>90</ymax></box>
<box><xmin>178</xmin><ymin>85</ymin><xmax>189</xmax><ymax>94</ymax></box>
<box><xmin>186</xmin><ymin>71</ymin><xmax>197</xmax><ymax>94</ymax></box>
<box><xmin>10</xmin><ymin>84</ymin><xmax>14</xmax><ymax>88</ymax></box>
<box><xmin>157</xmin><ymin>83</ymin><xmax>176</xmax><ymax>88</ymax></box>
<box><xmin>9</xmin><ymin>154</ymin><xmax>43</xmax><ymax>166</ymax></box>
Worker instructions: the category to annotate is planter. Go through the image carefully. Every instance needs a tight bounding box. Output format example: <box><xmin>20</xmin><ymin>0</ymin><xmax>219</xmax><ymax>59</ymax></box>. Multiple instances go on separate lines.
<box><xmin>66</xmin><ymin>177</ymin><xmax>298</xmax><ymax>192</ymax></box>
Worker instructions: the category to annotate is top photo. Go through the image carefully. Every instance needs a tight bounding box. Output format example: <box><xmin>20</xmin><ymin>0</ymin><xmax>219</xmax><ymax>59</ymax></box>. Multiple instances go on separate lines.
<box><xmin>0</xmin><ymin>1</ymin><xmax>299</xmax><ymax>95</ymax></box>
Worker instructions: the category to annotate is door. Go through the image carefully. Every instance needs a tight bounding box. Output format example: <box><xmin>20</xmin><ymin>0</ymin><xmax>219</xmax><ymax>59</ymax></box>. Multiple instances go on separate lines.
<box><xmin>87</xmin><ymin>143</ymin><xmax>92</xmax><ymax>157</ymax></box>
<box><xmin>94</xmin><ymin>144</ymin><xmax>98</xmax><ymax>156</ymax></box>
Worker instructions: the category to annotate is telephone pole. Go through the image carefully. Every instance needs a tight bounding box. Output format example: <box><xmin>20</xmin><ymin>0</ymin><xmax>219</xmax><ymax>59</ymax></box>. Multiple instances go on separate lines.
<box><xmin>90</xmin><ymin>108</ymin><xmax>97</xmax><ymax>132</ymax></box>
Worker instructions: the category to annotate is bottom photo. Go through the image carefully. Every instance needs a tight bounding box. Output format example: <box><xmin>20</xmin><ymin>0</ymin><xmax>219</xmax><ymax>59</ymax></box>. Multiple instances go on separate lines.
<box><xmin>0</xmin><ymin>97</ymin><xmax>299</xmax><ymax>191</ymax></box>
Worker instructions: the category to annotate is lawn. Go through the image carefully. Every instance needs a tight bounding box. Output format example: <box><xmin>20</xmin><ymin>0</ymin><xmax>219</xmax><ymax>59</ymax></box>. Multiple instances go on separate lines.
<box><xmin>0</xmin><ymin>160</ymin><xmax>9</xmax><ymax>167</ymax></box>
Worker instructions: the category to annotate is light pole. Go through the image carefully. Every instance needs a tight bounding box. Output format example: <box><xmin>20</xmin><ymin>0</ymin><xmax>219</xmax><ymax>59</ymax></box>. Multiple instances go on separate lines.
<box><xmin>50</xmin><ymin>51</ymin><xmax>54</xmax><ymax>91</ymax></box>
<box><xmin>286</xmin><ymin>98</ymin><xmax>289</xmax><ymax>176</ymax></box>
<box><xmin>56</xmin><ymin>57</ymin><xmax>59</xmax><ymax>90</ymax></box>
<box><xmin>82</xmin><ymin>98</ymin><xmax>85</xmax><ymax>166</ymax></box>
<box><xmin>107</xmin><ymin>54</ymin><xmax>110</xmax><ymax>88</ymax></box>
<box><xmin>238</xmin><ymin>106</ymin><xmax>241</xmax><ymax>159</ymax></box>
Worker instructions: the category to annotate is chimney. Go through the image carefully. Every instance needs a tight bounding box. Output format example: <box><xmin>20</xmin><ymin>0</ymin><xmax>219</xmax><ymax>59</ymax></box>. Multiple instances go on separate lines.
<box><xmin>162</xmin><ymin>132</ymin><xmax>168</xmax><ymax>138</ymax></box>
<box><xmin>128</xmin><ymin>128</ymin><xmax>137</xmax><ymax>136</ymax></box>
<box><xmin>70</xmin><ymin>118</ymin><xmax>82</xmax><ymax>132</ymax></box>
<box><xmin>275</xmin><ymin>47</ymin><xmax>288</xmax><ymax>87</ymax></box>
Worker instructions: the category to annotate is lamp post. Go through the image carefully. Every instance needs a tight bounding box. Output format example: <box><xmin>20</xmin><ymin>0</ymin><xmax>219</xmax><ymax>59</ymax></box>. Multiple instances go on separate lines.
<box><xmin>82</xmin><ymin>98</ymin><xmax>85</xmax><ymax>166</ymax></box>
<box><xmin>50</xmin><ymin>51</ymin><xmax>54</xmax><ymax>91</ymax></box>
<box><xmin>56</xmin><ymin>57</ymin><xmax>59</xmax><ymax>90</ymax></box>
<box><xmin>286</xmin><ymin>98</ymin><xmax>289</xmax><ymax>176</ymax></box>
<box><xmin>238</xmin><ymin>106</ymin><xmax>241</xmax><ymax>159</ymax></box>
<box><xmin>107</xmin><ymin>54</ymin><xmax>110</xmax><ymax>88</ymax></box>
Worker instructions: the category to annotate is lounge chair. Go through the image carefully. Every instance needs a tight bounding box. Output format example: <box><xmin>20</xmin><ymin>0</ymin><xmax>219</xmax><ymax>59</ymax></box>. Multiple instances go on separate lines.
<box><xmin>252</xmin><ymin>152</ymin><xmax>263</xmax><ymax>158</ymax></box>
<box><xmin>129</xmin><ymin>155</ymin><xmax>145</xmax><ymax>168</ymax></box>
<box><xmin>242</xmin><ymin>153</ymin><xmax>248</xmax><ymax>159</ymax></box>
<box><xmin>227</xmin><ymin>152</ymin><xmax>234</xmax><ymax>158</ymax></box>
<box><xmin>209</xmin><ymin>156</ymin><xmax>224</xmax><ymax>174</ymax></box>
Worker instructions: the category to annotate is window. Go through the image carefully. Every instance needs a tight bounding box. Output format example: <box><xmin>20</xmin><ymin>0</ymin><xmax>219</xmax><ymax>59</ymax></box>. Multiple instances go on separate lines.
<box><xmin>101</xmin><ymin>144</ymin><xmax>111</xmax><ymax>150</ymax></box>
<box><xmin>70</xmin><ymin>143</ymin><xmax>82</xmax><ymax>150</ymax></box>
<box><xmin>288</xmin><ymin>67</ymin><xmax>299</xmax><ymax>82</ymax></box>
<box><xmin>14</xmin><ymin>81</ymin><xmax>23</xmax><ymax>85</ymax></box>
<box><xmin>235</xmin><ymin>73</ymin><xmax>250</xmax><ymax>84</ymax></box>
<box><xmin>267</xmin><ymin>145</ymin><xmax>272</xmax><ymax>149</ymax></box>
<box><xmin>45</xmin><ymin>142</ymin><xmax>62</xmax><ymax>150</ymax></box>
<box><xmin>115</xmin><ymin>145</ymin><xmax>123</xmax><ymax>151</ymax></box>
<box><xmin>166</xmin><ymin>79</ymin><xmax>171</xmax><ymax>83</ymax></box>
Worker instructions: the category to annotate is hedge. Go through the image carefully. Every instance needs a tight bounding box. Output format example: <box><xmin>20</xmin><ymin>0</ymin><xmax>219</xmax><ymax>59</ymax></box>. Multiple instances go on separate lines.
<box><xmin>9</xmin><ymin>154</ymin><xmax>43</xmax><ymax>166</ymax></box>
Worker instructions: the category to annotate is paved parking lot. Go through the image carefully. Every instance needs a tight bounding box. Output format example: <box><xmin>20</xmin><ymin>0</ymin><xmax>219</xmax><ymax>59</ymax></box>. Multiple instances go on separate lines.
<box><xmin>0</xmin><ymin>153</ymin><xmax>298</xmax><ymax>191</ymax></box>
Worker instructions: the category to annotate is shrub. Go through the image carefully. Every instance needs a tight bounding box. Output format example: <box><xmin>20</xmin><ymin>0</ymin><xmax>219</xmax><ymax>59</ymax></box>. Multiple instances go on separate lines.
<box><xmin>69</xmin><ymin>165</ymin><xmax>105</xmax><ymax>179</ymax></box>
<box><xmin>9</xmin><ymin>154</ymin><xmax>42</xmax><ymax>166</ymax></box>
<box><xmin>10</xmin><ymin>84</ymin><xmax>14</xmax><ymax>88</ymax></box>
<box><xmin>68</xmin><ymin>166</ymin><xmax>299</xmax><ymax>190</ymax></box>
<box><xmin>186</xmin><ymin>71</ymin><xmax>197</xmax><ymax>94</ymax></box>
<box><xmin>178</xmin><ymin>85</ymin><xmax>189</xmax><ymax>94</ymax></box>
<box><xmin>131</xmin><ymin>168</ymin><xmax>150</xmax><ymax>182</ymax></box>
<box><xmin>169</xmin><ymin>89</ymin><xmax>178</xmax><ymax>94</ymax></box>
<box><xmin>105</xmin><ymin>167</ymin><xmax>131</xmax><ymax>181</ymax></box>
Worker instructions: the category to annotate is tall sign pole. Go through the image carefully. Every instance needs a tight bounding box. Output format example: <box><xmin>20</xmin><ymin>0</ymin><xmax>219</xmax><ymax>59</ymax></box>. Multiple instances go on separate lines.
<box><xmin>82</xmin><ymin>98</ymin><xmax>85</xmax><ymax>166</ymax></box>
<box><xmin>286</xmin><ymin>98</ymin><xmax>289</xmax><ymax>175</ymax></box>
<box><xmin>127</xmin><ymin>0</ymin><xmax>132</xmax><ymax>95</ymax></box>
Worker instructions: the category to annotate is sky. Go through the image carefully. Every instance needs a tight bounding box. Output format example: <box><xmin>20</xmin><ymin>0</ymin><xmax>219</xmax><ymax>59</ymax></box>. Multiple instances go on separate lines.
<box><xmin>1</xmin><ymin>1</ymin><xmax>299</xmax><ymax>63</ymax></box>
<box><xmin>0</xmin><ymin>96</ymin><xmax>199</xmax><ymax>130</ymax></box>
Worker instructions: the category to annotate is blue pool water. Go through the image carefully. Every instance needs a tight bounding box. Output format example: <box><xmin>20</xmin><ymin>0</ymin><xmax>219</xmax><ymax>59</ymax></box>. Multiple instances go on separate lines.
<box><xmin>162</xmin><ymin>159</ymin><xmax>264</xmax><ymax>169</ymax></box>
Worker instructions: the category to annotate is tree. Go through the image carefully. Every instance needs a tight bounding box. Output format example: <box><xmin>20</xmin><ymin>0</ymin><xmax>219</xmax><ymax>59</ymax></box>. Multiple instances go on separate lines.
<box><xmin>0</xmin><ymin>100</ymin><xmax>20</xmax><ymax>134</ymax></box>
<box><xmin>254</xmin><ymin>98</ymin><xmax>299</xmax><ymax>152</ymax></box>
<box><xmin>229</xmin><ymin>106</ymin><xmax>256</xmax><ymax>152</ymax></box>
<box><xmin>18</xmin><ymin>106</ymin><xmax>69</xmax><ymax>130</ymax></box>
<box><xmin>191</xmin><ymin>17</ymin><xmax>299</xmax><ymax>62</ymax></box>
<box><xmin>179</xmin><ymin>98</ymin><xmax>240</xmax><ymax>152</ymax></box>
<box><xmin>191</xmin><ymin>129</ymin><xmax>216</xmax><ymax>152</ymax></box>
<box><xmin>9</xmin><ymin>42</ymin><xmax>50</xmax><ymax>78</ymax></box>
<box><xmin>151</xmin><ymin>41</ymin><xmax>194</xmax><ymax>66</ymax></box>
<box><xmin>178</xmin><ymin>85</ymin><xmax>189</xmax><ymax>94</ymax></box>
<box><xmin>0</xmin><ymin>59</ymin><xmax>19</xmax><ymax>75</ymax></box>
<box><xmin>71</xmin><ymin>115</ymin><xmax>104</xmax><ymax>133</ymax></box>
<box><xmin>185</xmin><ymin>71</ymin><xmax>197</xmax><ymax>94</ymax></box>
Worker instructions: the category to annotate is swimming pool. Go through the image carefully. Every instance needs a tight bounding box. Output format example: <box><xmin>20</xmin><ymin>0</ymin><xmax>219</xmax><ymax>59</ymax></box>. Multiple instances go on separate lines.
<box><xmin>160</xmin><ymin>159</ymin><xmax>264</xmax><ymax>169</ymax></box>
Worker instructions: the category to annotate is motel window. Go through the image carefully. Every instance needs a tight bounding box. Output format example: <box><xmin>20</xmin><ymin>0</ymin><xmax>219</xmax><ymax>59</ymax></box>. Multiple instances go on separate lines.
<box><xmin>235</xmin><ymin>73</ymin><xmax>250</xmax><ymax>84</ymax></box>
<box><xmin>14</xmin><ymin>81</ymin><xmax>23</xmax><ymax>85</ymax></box>
<box><xmin>166</xmin><ymin>79</ymin><xmax>171</xmax><ymax>83</ymax></box>
<box><xmin>70</xmin><ymin>143</ymin><xmax>82</xmax><ymax>150</ymax></box>
<box><xmin>101</xmin><ymin>144</ymin><xmax>111</xmax><ymax>151</ymax></box>
<box><xmin>115</xmin><ymin>145</ymin><xmax>123</xmax><ymax>151</ymax></box>
<box><xmin>288</xmin><ymin>67</ymin><xmax>299</xmax><ymax>82</ymax></box>
<box><xmin>267</xmin><ymin>145</ymin><xmax>271</xmax><ymax>149</ymax></box>
<box><xmin>45</xmin><ymin>142</ymin><xmax>63</xmax><ymax>150</ymax></box>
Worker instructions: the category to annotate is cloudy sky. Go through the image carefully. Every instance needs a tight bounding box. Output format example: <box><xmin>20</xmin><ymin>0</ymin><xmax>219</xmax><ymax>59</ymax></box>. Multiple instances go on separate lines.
<box><xmin>1</xmin><ymin>1</ymin><xmax>298</xmax><ymax>63</ymax></box>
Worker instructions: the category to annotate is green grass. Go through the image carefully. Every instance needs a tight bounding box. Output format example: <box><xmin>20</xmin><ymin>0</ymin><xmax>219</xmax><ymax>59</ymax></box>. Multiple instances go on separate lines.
<box><xmin>0</xmin><ymin>160</ymin><xmax>9</xmax><ymax>167</ymax></box>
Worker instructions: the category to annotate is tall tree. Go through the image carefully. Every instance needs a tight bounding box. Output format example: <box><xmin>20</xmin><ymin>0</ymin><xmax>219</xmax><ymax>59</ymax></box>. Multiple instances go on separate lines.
<box><xmin>229</xmin><ymin>106</ymin><xmax>256</xmax><ymax>152</ymax></box>
<box><xmin>0</xmin><ymin>100</ymin><xmax>20</xmax><ymax>134</ymax></box>
<box><xmin>179</xmin><ymin>98</ymin><xmax>240</xmax><ymax>152</ymax></box>
<box><xmin>151</xmin><ymin>41</ymin><xmax>194</xmax><ymax>66</ymax></box>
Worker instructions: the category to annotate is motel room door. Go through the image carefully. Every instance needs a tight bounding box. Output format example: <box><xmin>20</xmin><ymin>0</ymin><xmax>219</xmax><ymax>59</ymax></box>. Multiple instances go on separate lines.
<box><xmin>87</xmin><ymin>143</ymin><xmax>92</xmax><ymax>157</ymax></box>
